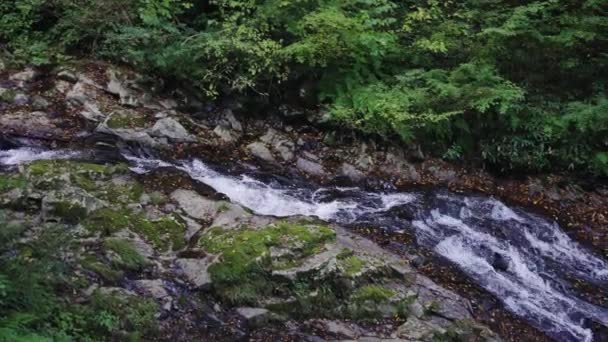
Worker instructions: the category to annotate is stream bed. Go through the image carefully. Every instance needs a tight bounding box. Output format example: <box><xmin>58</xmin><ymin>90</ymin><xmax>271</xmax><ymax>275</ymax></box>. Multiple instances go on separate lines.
<box><xmin>2</xmin><ymin>146</ymin><xmax>607</xmax><ymax>342</ymax></box>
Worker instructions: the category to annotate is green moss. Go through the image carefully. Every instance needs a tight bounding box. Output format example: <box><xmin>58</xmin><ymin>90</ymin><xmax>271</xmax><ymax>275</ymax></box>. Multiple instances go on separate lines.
<box><xmin>28</xmin><ymin>160</ymin><xmax>112</xmax><ymax>177</ymax></box>
<box><xmin>148</xmin><ymin>191</ymin><xmax>167</xmax><ymax>205</ymax></box>
<box><xmin>98</xmin><ymin>182</ymin><xmax>145</xmax><ymax>204</ymax></box>
<box><xmin>199</xmin><ymin>222</ymin><xmax>335</xmax><ymax>305</ymax></box>
<box><xmin>0</xmin><ymin>174</ymin><xmax>27</xmax><ymax>192</ymax></box>
<box><xmin>91</xmin><ymin>289</ymin><xmax>158</xmax><ymax>334</ymax></box>
<box><xmin>351</xmin><ymin>285</ymin><xmax>395</xmax><ymax>304</ymax></box>
<box><xmin>0</xmin><ymin>89</ymin><xmax>17</xmax><ymax>103</ymax></box>
<box><xmin>85</xmin><ymin>208</ymin><xmax>132</xmax><ymax>235</ymax></box>
<box><xmin>84</xmin><ymin>209</ymin><xmax>186</xmax><ymax>252</ymax></box>
<box><xmin>81</xmin><ymin>255</ymin><xmax>124</xmax><ymax>283</ymax></box>
<box><xmin>104</xmin><ymin>238</ymin><xmax>148</xmax><ymax>271</ymax></box>
<box><xmin>340</xmin><ymin>255</ymin><xmax>365</xmax><ymax>277</ymax></box>
<box><xmin>52</xmin><ymin>201</ymin><xmax>87</xmax><ymax>223</ymax></box>
<box><xmin>106</xmin><ymin>113</ymin><xmax>147</xmax><ymax>129</ymax></box>
<box><xmin>132</xmin><ymin>215</ymin><xmax>186</xmax><ymax>252</ymax></box>
<box><xmin>217</xmin><ymin>202</ymin><xmax>230</xmax><ymax>213</ymax></box>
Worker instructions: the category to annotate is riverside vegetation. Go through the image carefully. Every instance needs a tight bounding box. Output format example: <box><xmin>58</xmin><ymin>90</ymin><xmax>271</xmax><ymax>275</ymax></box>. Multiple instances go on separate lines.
<box><xmin>1</xmin><ymin>0</ymin><xmax>607</xmax><ymax>175</ymax></box>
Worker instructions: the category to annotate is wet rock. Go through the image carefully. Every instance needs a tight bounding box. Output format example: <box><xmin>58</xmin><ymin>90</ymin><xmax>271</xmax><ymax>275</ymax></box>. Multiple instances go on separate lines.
<box><xmin>296</xmin><ymin>157</ymin><xmax>326</xmax><ymax>177</ymax></box>
<box><xmin>0</xmin><ymin>111</ymin><xmax>65</xmax><ymax>140</ymax></box>
<box><xmin>492</xmin><ymin>252</ymin><xmax>510</xmax><ymax>272</ymax></box>
<box><xmin>384</xmin><ymin>152</ymin><xmax>420</xmax><ymax>182</ymax></box>
<box><xmin>171</xmin><ymin>189</ymin><xmax>218</xmax><ymax>220</ymax></box>
<box><xmin>428</xmin><ymin>166</ymin><xmax>457</xmax><ymax>183</ymax></box>
<box><xmin>149</xmin><ymin>117</ymin><xmax>194</xmax><ymax>142</ymax></box>
<box><xmin>247</xmin><ymin>142</ymin><xmax>275</xmax><ymax>163</ymax></box>
<box><xmin>340</xmin><ymin>163</ymin><xmax>365</xmax><ymax>182</ymax></box>
<box><xmin>176</xmin><ymin>257</ymin><xmax>213</xmax><ymax>288</ymax></box>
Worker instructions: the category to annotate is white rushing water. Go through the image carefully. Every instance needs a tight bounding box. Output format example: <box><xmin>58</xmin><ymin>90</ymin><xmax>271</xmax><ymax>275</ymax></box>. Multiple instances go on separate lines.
<box><xmin>0</xmin><ymin>147</ymin><xmax>81</xmax><ymax>165</ymax></box>
<box><xmin>2</xmin><ymin>147</ymin><xmax>608</xmax><ymax>341</ymax></box>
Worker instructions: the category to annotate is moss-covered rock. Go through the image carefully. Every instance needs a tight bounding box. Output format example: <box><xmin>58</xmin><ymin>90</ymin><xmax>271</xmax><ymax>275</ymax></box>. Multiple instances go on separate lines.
<box><xmin>0</xmin><ymin>173</ymin><xmax>27</xmax><ymax>192</ymax></box>
<box><xmin>85</xmin><ymin>208</ymin><xmax>186</xmax><ymax>252</ymax></box>
<box><xmin>198</xmin><ymin>222</ymin><xmax>335</xmax><ymax>305</ymax></box>
<box><xmin>104</xmin><ymin>238</ymin><xmax>149</xmax><ymax>271</ymax></box>
<box><xmin>106</xmin><ymin>111</ymin><xmax>147</xmax><ymax>129</ymax></box>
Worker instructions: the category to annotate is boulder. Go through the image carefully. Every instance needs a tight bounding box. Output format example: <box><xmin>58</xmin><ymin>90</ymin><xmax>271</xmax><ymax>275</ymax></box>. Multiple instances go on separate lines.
<box><xmin>171</xmin><ymin>189</ymin><xmax>218</xmax><ymax>220</ymax></box>
<box><xmin>106</xmin><ymin>70</ymin><xmax>138</xmax><ymax>107</ymax></box>
<box><xmin>247</xmin><ymin>142</ymin><xmax>275</xmax><ymax>163</ymax></box>
<box><xmin>213</xmin><ymin>125</ymin><xmax>240</xmax><ymax>144</ymax></box>
<box><xmin>0</xmin><ymin>111</ymin><xmax>65</xmax><ymax>140</ymax></box>
<box><xmin>10</xmin><ymin>68</ymin><xmax>37</xmax><ymax>86</ymax></box>
<box><xmin>149</xmin><ymin>117</ymin><xmax>194</xmax><ymax>142</ymax></box>
<box><xmin>296</xmin><ymin>157</ymin><xmax>326</xmax><ymax>177</ymax></box>
<box><xmin>272</xmin><ymin>244</ymin><xmax>340</xmax><ymax>281</ymax></box>
<box><xmin>176</xmin><ymin>257</ymin><xmax>213</xmax><ymax>288</ymax></box>
<box><xmin>340</xmin><ymin>163</ymin><xmax>365</xmax><ymax>182</ymax></box>
<box><xmin>236</xmin><ymin>307</ymin><xmax>270</xmax><ymax>327</ymax></box>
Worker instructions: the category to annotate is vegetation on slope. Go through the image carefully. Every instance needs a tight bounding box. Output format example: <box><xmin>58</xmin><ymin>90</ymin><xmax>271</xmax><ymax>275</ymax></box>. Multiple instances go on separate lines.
<box><xmin>1</xmin><ymin>0</ymin><xmax>607</xmax><ymax>175</ymax></box>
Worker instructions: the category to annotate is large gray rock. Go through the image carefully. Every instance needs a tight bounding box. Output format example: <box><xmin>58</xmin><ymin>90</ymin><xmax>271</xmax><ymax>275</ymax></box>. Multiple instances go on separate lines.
<box><xmin>247</xmin><ymin>142</ymin><xmax>275</xmax><ymax>163</ymax></box>
<box><xmin>260</xmin><ymin>128</ymin><xmax>295</xmax><ymax>161</ymax></box>
<box><xmin>0</xmin><ymin>111</ymin><xmax>64</xmax><ymax>140</ymax></box>
<box><xmin>296</xmin><ymin>157</ymin><xmax>326</xmax><ymax>177</ymax></box>
<box><xmin>340</xmin><ymin>163</ymin><xmax>365</xmax><ymax>182</ymax></box>
<box><xmin>149</xmin><ymin>117</ymin><xmax>194</xmax><ymax>142</ymax></box>
<box><xmin>213</xmin><ymin>125</ymin><xmax>240</xmax><ymax>144</ymax></box>
<box><xmin>106</xmin><ymin>70</ymin><xmax>138</xmax><ymax>107</ymax></box>
<box><xmin>236</xmin><ymin>307</ymin><xmax>270</xmax><ymax>327</ymax></box>
<box><xmin>171</xmin><ymin>189</ymin><xmax>218</xmax><ymax>220</ymax></box>
<box><xmin>66</xmin><ymin>81</ymin><xmax>92</xmax><ymax>106</ymax></box>
<box><xmin>10</xmin><ymin>68</ymin><xmax>37</xmax><ymax>86</ymax></box>
<box><xmin>96</xmin><ymin>121</ymin><xmax>158</xmax><ymax>147</ymax></box>
<box><xmin>384</xmin><ymin>152</ymin><xmax>420</xmax><ymax>182</ymax></box>
<box><xmin>176</xmin><ymin>257</ymin><xmax>213</xmax><ymax>288</ymax></box>
<box><xmin>272</xmin><ymin>244</ymin><xmax>340</xmax><ymax>281</ymax></box>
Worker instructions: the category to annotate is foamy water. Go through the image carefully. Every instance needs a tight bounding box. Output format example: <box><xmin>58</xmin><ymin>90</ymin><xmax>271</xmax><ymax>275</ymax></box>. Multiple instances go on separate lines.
<box><xmin>0</xmin><ymin>147</ymin><xmax>81</xmax><ymax>165</ymax></box>
<box><xmin>3</xmin><ymin>147</ymin><xmax>608</xmax><ymax>341</ymax></box>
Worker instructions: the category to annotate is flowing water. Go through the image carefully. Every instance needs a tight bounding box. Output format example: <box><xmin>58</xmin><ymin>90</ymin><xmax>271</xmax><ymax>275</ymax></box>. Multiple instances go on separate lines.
<box><xmin>2</xmin><ymin>146</ymin><xmax>607</xmax><ymax>341</ymax></box>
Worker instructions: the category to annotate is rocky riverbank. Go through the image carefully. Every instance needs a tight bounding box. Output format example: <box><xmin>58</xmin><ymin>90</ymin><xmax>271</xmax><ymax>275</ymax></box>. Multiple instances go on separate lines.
<box><xmin>0</xmin><ymin>60</ymin><xmax>606</xmax><ymax>341</ymax></box>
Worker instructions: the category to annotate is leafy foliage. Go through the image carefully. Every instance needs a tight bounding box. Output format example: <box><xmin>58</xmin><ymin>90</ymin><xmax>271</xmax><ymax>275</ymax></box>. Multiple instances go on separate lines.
<box><xmin>1</xmin><ymin>0</ymin><xmax>607</xmax><ymax>175</ymax></box>
<box><xmin>0</xmin><ymin>212</ymin><xmax>158</xmax><ymax>340</ymax></box>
